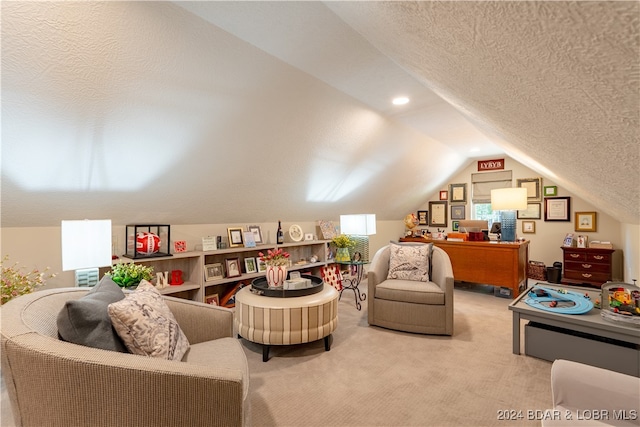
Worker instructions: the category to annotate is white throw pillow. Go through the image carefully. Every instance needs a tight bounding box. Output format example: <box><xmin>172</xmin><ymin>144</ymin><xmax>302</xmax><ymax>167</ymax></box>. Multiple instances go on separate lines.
<box><xmin>387</xmin><ymin>243</ymin><xmax>430</xmax><ymax>282</ymax></box>
<box><xmin>108</xmin><ymin>280</ymin><xmax>190</xmax><ymax>360</ymax></box>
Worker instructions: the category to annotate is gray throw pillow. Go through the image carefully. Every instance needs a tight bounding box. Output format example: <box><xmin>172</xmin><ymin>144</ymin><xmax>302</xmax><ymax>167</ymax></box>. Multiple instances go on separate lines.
<box><xmin>57</xmin><ymin>275</ymin><xmax>128</xmax><ymax>352</ymax></box>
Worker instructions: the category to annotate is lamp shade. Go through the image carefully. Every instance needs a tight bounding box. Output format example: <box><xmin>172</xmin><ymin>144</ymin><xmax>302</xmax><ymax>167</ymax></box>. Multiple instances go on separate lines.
<box><xmin>61</xmin><ymin>220</ymin><xmax>112</xmax><ymax>271</ymax></box>
<box><xmin>491</xmin><ymin>188</ymin><xmax>528</xmax><ymax>211</ymax></box>
<box><xmin>340</xmin><ymin>214</ymin><xmax>376</xmax><ymax>235</ymax></box>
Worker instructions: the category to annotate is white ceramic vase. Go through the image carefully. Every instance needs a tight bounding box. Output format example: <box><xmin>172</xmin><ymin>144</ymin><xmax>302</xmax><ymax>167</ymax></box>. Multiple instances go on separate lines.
<box><xmin>266</xmin><ymin>265</ymin><xmax>287</xmax><ymax>288</ymax></box>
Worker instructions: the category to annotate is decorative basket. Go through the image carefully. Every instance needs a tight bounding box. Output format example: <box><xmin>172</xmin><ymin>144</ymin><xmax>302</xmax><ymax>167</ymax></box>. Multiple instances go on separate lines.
<box><xmin>528</xmin><ymin>261</ymin><xmax>547</xmax><ymax>281</ymax></box>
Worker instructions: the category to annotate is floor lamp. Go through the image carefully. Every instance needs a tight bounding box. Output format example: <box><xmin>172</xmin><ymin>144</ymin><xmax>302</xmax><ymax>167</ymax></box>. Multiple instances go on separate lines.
<box><xmin>490</xmin><ymin>188</ymin><xmax>527</xmax><ymax>242</ymax></box>
<box><xmin>339</xmin><ymin>214</ymin><xmax>377</xmax><ymax>262</ymax></box>
<box><xmin>61</xmin><ymin>219</ymin><xmax>113</xmax><ymax>286</ymax></box>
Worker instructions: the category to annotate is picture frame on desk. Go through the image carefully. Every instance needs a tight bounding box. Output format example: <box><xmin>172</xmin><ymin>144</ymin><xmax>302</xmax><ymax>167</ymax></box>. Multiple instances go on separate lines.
<box><xmin>225</xmin><ymin>258</ymin><xmax>242</xmax><ymax>278</ymax></box>
<box><xmin>517</xmin><ymin>177</ymin><xmax>543</xmax><ymax>202</ymax></box>
<box><xmin>451</xmin><ymin>205</ymin><xmax>465</xmax><ymax>220</ymax></box>
<box><xmin>204</xmin><ymin>263</ymin><xmax>224</xmax><ymax>281</ymax></box>
<box><xmin>227</xmin><ymin>227</ymin><xmax>244</xmax><ymax>247</ymax></box>
<box><xmin>244</xmin><ymin>257</ymin><xmax>257</xmax><ymax>274</ymax></box>
<box><xmin>248</xmin><ymin>225</ymin><xmax>263</xmax><ymax>244</ymax></box>
<box><xmin>517</xmin><ymin>203</ymin><xmax>541</xmax><ymax>219</ymax></box>
<box><xmin>429</xmin><ymin>201</ymin><xmax>448</xmax><ymax>227</ymax></box>
<box><xmin>575</xmin><ymin>211</ymin><xmax>597</xmax><ymax>232</ymax></box>
<box><xmin>417</xmin><ymin>210</ymin><xmax>428</xmax><ymax>226</ymax></box>
<box><xmin>545</xmin><ymin>197</ymin><xmax>571</xmax><ymax>221</ymax></box>
<box><xmin>205</xmin><ymin>294</ymin><xmax>219</xmax><ymax>306</ymax></box>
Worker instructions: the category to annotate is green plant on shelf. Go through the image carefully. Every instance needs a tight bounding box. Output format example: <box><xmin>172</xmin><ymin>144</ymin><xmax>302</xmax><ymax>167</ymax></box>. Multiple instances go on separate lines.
<box><xmin>105</xmin><ymin>262</ymin><xmax>154</xmax><ymax>288</ymax></box>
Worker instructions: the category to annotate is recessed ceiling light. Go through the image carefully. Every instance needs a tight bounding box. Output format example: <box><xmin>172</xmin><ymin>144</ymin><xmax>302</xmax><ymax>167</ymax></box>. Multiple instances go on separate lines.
<box><xmin>392</xmin><ymin>97</ymin><xmax>410</xmax><ymax>105</ymax></box>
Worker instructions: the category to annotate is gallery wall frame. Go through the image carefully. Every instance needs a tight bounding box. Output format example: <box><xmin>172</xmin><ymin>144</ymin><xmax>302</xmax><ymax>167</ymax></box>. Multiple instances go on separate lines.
<box><xmin>452</xmin><ymin>221</ymin><xmax>460</xmax><ymax>232</ymax></box>
<box><xmin>517</xmin><ymin>177</ymin><xmax>543</xmax><ymax>202</ymax></box>
<box><xmin>575</xmin><ymin>211</ymin><xmax>597</xmax><ymax>232</ymax></box>
<box><xmin>522</xmin><ymin>221</ymin><xmax>536</xmax><ymax>234</ymax></box>
<box><xmin>544</xmin><ymin>197</ymin><xmax>571</xmax><ymax>221</ymax></box>
<box><xmin>429</xmin><ymin>201</ymin><xmax>448</xmax><ymax>227</ymax></box>
<box><xmin>439</xmin><ymin>190</ymin><xmax>448</xmax><ymax>201</ymax></box>
<box><xmin>417</xmin><ymin>210</ymin><xmax>429</xmax><ymax>226</ymax></box>
<box><xmin>543</xmin><ymin>186</ymin><xmax>557</xmax><ymax>197</ymax></box>
<box><xmin>449</xmin><ymin>183</ymin><xmax>467</xmax><ymax>204</ymax></box>
<box><xmin>451</xmin><ymin>205</ymin><xmax>465</xmax><ymax>220</ymax></box>
<box><xmin>517</xmin><ymin>203</ymin><xmax>541</xmax><ymax>219</ymax></box>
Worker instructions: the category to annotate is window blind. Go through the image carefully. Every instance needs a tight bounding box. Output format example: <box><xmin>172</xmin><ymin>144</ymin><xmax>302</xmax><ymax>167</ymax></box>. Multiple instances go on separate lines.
<box><xmin>471</xmin><ymin>171</ymin><xmax>513</xmax><ymax>203</ymax></box>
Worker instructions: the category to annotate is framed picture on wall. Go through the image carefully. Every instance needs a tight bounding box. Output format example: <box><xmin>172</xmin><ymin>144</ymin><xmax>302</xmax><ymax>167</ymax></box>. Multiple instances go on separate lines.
<box><xmin>544</xmin><ymin>197</ymin><xmax>571</xmax><ymax>221</ymax></box>
<box><xmin>450</xmin><ymin>205</ymin><xmax>465</xmax><ymax>220</ymax></box>
<box><xmin>439</xmin><ymin>190</ymin><xmax>448</xmax><ymax>201</ymax></box>
<box><xmin>449</xmin><ymin>183</ymin><xmax>467</xmax><ymax>203</ymax></box>
<box><xmin>522</xmin><ymin>221</ymin><xmax>535</xmax><ymax>234</ymax></box>
<box><xmin>517</xmin><ymin>203</ymin><xmax>541</xmax><ymax>219</ymax></box>
<box><xmin>452</xmin><ymin>221</ymin><xmax>460</xmax><ymax>232</ymax></box>
<box><xmin>429</xmin><ymin>201</ymin><xmax>448</xmax><ymax>227</ymax></box>
<box><xmin>575</xmin><ymin>211</ymin><xmax>597</xmax><ymax>232</ymax></box>
<box><xmin>543</xmin><ymin>186</ymin><xmax>557</xmax><ymax>197</ymax></box>
<box><xmin>417</xmin><ymin>210</ymin><xmax>429</xmax><ymax>226</ymax></box>
<box><xmin>517</xmin><ymin>177</ymin><xmax>543</xmax><ymax>202</ymax></box>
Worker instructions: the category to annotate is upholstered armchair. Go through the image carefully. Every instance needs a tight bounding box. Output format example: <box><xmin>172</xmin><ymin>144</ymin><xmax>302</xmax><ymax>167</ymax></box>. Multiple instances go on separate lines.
<box><xmin>367</xmin><ymin>243</ymin><xmax>454</xmax><ymax>335</ymax></box>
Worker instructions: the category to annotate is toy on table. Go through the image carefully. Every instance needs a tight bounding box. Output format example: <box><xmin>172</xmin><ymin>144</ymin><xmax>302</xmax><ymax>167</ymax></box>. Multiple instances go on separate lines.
<box><xmin>525</xmin><ymin>286</ymin><xmax>594</xmax><ymax>314</ymax></box>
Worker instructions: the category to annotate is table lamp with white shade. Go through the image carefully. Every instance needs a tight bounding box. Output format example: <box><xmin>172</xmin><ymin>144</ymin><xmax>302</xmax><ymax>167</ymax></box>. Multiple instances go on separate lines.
<box><xmin>490</xmin><ymin>188</ymin><xmax>528</xmax><ymax>242</ymax></box>
<box><xmin>61</xmin><ymin>219</ymin><xmax>112</xmax><ymax>286</ymax></box>
<box><xmin>339</xmin><ymin>214</ymin><xmax>377</xmax><ymax>261</ymax></box>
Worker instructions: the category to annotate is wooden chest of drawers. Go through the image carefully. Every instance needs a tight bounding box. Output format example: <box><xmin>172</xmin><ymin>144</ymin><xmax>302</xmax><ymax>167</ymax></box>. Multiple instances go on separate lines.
<box><xmin>561</xmin><ymin>247</ymin><xmax>615</xmax><ymax>288</ymax></box>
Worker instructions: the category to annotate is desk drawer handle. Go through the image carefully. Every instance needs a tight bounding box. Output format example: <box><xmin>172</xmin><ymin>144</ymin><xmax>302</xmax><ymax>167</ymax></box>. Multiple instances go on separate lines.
<box><xmin>582</xmin><ymin>264</ymin><xmax>592</xmax><ymax>269</ymax></box>
<box><xmin>570</xmin><ymin>254</ymin><xmax>580</xmax><ymax>258</ymax></box>
<box><xmin>581</xmin><ymin>273</ymin><xmax>593</xmax><ymax>278</ymax></box>
<box><xmin>593</xmin><ymin>255</ymin><xmax>604</xmax><ymax>260</ymax></box>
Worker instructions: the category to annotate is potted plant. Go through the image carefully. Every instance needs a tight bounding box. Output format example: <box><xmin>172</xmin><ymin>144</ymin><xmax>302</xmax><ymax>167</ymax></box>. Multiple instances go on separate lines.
<box><xmin>258</xmin><ymin>248</ymin><xmax>290</xmax><ymax>288</ymax></box>
<box><xmin>331</xmin><ymin>234</ymin><xmax>355</xmax><ymax>262</ymax></box>
<box><xmin>105</xmin><ymin>262</ymin><xmax>154</xmax><ymax>288</ymax></box>
<box><xmin>1</xmin><ymin>256</ymin><xmax>56</xmax><ymax>305</ymax></box>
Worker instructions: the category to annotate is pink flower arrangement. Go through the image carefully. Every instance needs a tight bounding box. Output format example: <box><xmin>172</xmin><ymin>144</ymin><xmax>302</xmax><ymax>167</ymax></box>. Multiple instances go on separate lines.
<box><xmin>1</xmin><ymin>256</ymin><xmax>56</xmax><ymax>305</ymax></box>
<box><xmin>258</xmin><ymin>248</ymin><xmax>290</xmax><ymax>267</ymax></box>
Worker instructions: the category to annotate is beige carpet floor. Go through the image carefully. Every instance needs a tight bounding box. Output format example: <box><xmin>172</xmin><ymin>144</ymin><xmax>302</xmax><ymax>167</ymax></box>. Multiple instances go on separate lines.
<box><xmin>240</xmin><ymin>281</ymin><xmax>552</xmax><ymax>427</ymax></box>
<box><xmin>1</xmin><ymin>281</ymin><xmax>553</xmax><ymax>426</ymax></box>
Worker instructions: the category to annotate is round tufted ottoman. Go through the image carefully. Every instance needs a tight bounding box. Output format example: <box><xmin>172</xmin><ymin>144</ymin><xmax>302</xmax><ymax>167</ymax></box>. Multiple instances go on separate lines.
<box><xmin>235</xmin><ymin>285</ymin><xmax>339</xmax><ymax>361</ymax></box>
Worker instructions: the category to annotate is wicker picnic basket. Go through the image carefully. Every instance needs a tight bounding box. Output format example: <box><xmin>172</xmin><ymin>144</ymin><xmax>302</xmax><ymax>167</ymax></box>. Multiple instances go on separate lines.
<box><xmin>527</xmin><ymin>260</ymin><xmax>547</xmax><ymax>281</ymax></box>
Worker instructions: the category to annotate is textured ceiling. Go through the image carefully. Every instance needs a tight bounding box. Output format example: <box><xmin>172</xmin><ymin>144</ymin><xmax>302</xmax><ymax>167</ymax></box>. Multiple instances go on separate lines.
<box><xmin>1</xmin><ymin>1</ymin><xmax>638</xmax><ymax>228</ymax></box>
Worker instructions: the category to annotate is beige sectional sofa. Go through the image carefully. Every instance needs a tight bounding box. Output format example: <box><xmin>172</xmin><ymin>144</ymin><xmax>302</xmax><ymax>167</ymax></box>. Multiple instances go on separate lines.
<box><xmin>1</xmin><ymin>287</ymin><xmax>249</xmax><ymax>427</ymax></box>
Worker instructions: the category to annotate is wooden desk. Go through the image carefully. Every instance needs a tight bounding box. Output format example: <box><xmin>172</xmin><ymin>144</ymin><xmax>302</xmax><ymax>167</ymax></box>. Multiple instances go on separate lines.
<box><xmin>399</xmin><ymin>238</ymin><xmax>529</xmax><ymax>298</ymax></box>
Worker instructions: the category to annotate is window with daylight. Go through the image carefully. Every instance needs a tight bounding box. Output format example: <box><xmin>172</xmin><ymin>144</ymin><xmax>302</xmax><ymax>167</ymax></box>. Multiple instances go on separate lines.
<box><xmin>471</xmin><ymin>171</ymin><xmax>513</xmax><ymax>228</ymax></box>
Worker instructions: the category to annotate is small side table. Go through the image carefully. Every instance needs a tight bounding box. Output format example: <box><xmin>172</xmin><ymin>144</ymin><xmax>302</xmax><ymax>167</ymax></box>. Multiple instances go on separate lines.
<box><xmin>335</xmin><ymin>260</ymin><xmax>368</xmax><ymax>311</ymax></box>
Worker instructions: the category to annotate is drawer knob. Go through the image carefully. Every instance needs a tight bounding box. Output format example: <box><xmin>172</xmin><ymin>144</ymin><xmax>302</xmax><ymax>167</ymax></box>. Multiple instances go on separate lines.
<box><xmin>582</xmin><ymin>264</ymin><xmax>592</xmax><ymax>269</ymax></box>
<box><xmin>581</xmin><ymin>273</ymin><xmax>593</xmax><ymax>278</ymax></box>
<box><xmin>593</xmin><ymin>255</ymin><xmax>604</xmax><ymax>260</ymax></box>
<box><xmin>570</xmin><ymin>254</ymin><xmax>580</xmax><ymax>258</ymax></box>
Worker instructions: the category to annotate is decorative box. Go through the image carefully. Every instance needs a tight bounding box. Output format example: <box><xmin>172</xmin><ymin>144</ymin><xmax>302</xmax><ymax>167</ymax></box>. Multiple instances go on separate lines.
<box><xmin>125</xmin><ymin>224</ymin><xmax>172</xmax><ymax>259</ymax></box>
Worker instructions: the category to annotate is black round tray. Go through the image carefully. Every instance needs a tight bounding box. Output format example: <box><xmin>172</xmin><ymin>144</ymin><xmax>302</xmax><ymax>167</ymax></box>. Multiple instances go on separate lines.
<box><xmin>251</xmin><ymin>275</ymin><xmax>323</xmax><ymax>297</ymax></box>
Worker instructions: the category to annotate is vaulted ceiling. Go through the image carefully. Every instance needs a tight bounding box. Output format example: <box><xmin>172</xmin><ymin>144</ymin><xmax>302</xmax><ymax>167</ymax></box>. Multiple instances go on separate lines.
<box><xmin>2</xmin><ymin>1</ymin><xmax>638</xmax><ymax>227</ymax></box>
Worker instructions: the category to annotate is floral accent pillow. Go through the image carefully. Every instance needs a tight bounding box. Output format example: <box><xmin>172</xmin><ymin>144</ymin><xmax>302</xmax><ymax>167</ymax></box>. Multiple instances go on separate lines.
<box><xmin>387</xmin><ymin>243</ymin><xmax>430</xmax><ymax>282</ymax></box>
<box><xmin>108</xmin><ymin>280</ymin><xmax>189</xmax><ymax>360</ymax></box>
